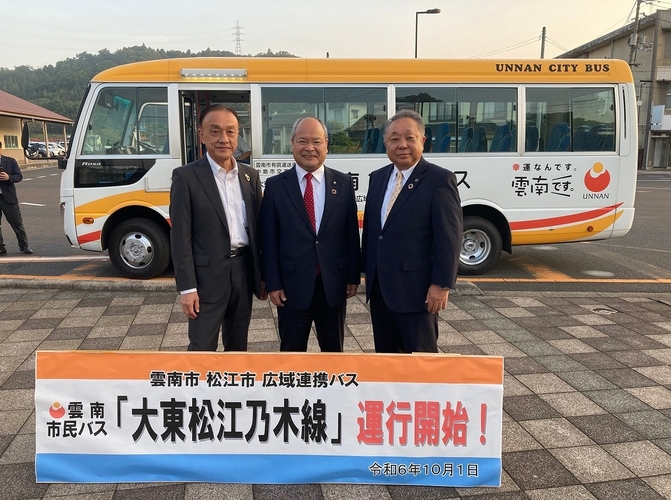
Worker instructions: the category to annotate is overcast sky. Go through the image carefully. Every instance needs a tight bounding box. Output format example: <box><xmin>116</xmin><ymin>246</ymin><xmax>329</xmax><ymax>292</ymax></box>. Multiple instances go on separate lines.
<box><xmin>0</xmin><ymin>0</ymin><xmax>661</xmax><ymax>69</ymax></box>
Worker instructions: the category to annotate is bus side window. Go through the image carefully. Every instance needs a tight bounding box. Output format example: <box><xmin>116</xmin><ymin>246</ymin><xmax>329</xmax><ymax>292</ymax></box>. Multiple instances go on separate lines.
<box><xmin>260</xmin><ymin>86</ymin><xmax>387</xmax><ymax>155</ymax></box>
<box><xmin>526</xmin><ymin>87</ymin><xmax>615</xmax><ymax>153</ymax></box>
<box><xmin>395</xmin><ymin>86</ymin><xmax>517</xmax><ymax>154</ymax></box>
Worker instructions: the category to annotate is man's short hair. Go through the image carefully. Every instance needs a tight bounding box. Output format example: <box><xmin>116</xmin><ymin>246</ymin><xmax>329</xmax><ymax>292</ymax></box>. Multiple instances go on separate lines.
<box><xmin>198</xmin><ymin>104</ymin><xmax>240</xmax><ymax>128</ymax></box>
<box><xmin>291</xmin><ymin>116</ymin><xmax>328</xmax><ymax>140</ymax></box>
<box><xmin>383</xmin><ymin>109</ymin><xmax>425</xmax><ymax>139</ymax></box>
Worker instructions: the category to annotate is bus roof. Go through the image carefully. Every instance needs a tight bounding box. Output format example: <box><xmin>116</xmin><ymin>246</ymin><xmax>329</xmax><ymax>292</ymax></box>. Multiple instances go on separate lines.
<box><xmin>92</xmin><ymin>57</ymin><xmax>633</xmax><ymax>85</ymax></box>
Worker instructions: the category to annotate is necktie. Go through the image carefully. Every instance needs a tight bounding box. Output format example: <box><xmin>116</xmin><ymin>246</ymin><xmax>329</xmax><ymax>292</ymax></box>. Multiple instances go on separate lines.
<box><xmin>304</xmin><ymin>172</ymin><xmax>316</xmax><ymax>232</ymax></box>
<box><xmin>384</xmin><ymin>171</ymin><xmax>404</xmax><ymax>224</ymax></box>
<box><xmin>304</xmin><ymin>172</ymin><xmax>320</xmax><ymax>274</ymax></box>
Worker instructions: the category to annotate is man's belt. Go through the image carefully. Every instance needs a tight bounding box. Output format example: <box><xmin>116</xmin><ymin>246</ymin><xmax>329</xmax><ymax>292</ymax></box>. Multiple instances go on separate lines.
<box><xmin>230</xmin><ymin>247</ymin><xmax>246</xmax><ymax>257</ymax></box>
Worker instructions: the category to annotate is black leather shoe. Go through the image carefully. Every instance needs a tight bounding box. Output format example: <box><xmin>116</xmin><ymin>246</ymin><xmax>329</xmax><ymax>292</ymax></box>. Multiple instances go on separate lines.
<box><xmin>0</xmin><ymin>247</ymin><xmax>6</xmax><ymax>256</ymax></box>
<box><xmin>20</xmin><ymin>246</ymin><xmax>34</xmax><ymax>255</ymax></box>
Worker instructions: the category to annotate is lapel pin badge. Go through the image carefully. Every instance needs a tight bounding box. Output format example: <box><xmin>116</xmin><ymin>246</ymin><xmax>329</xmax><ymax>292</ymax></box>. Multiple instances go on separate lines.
<box><xmin>332</xmin><ymin>189</ymin><xmax>337</xmax><ymax>195</ymax></box>
<box><xmin>244</xmin><ymin>174</ymin><xmax>250</xmax><ymax>182</ymax></box>
<box><xmin>407</xmin><ymin>183</ymin><xmax>414</xmax><ymax>190</ymax></box>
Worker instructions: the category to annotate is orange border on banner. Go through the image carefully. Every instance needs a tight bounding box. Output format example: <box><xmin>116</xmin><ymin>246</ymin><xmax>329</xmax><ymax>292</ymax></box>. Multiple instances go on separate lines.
<box><xmin>36</xmin><ymin>351</ymin><xmax>503</xmax><ymax>385</ymax></box>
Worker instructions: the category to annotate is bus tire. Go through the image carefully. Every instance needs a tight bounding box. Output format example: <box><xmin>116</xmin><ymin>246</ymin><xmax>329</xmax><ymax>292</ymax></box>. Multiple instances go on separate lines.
<box><xmin>459</xmin><ymin>216</ymin><xmax>502</xmax><ymax>275</ymax></box>
<box><xmin>108</xmin><ymin>218</ymin><xmax>171</xmax><ymax>279</ymax></box>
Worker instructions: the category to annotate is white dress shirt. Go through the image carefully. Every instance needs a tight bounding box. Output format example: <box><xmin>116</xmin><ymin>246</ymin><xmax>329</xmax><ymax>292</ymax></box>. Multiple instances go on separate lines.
<box><xmin>208</xmin><ymin>153</ymin><xmax>249</xmax><ymax>249</ymax></box>
<box><xmin>296</xmin><ymin>165</ymin><xmax>325</xmax><ymax>233</ymax></box>
<box><xmin>380</xmin><ymin>163</ymin><xmax>418</xmax><ymax>227</ymax></box>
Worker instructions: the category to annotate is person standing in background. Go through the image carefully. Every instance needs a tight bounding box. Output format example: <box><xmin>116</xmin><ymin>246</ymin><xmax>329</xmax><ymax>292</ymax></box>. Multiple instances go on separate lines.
<box><xmin>0</xmin><ymin>141</ymin><xmax>33</xmax><ymax>256</ymax></box>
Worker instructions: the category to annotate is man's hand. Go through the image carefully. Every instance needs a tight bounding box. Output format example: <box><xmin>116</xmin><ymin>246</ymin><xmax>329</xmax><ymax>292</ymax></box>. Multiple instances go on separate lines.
<box><xmin>346</xmin><ymin>284</ymin><xmax>358</xmax><ymax>299</ymax></box>
<box><xmin>0</xmin><ymin>172</ymin><xmax>9</xmax><ymax>182</ymax></box>
<box><xmin>268</xmin><ymin>289</ymin><xmax>287</xmax><ymax>307</ymax></box>
<box><xmin>425</xmin><ymin>284</ymin><xmax>449</xmax><ymax>314</ymax></box>
<box><xmin>180</xmin><ymin>291</ymin><xmax>200</xmax><ymax>319</ymax></box>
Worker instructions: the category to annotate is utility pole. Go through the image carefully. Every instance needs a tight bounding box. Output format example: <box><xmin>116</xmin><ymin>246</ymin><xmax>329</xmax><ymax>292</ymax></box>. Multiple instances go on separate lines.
<box><xmin>629</xmin><ymin>0</ymin><xmax>642</xmax><ymax>66</ymax></box>
<box><xmin>540</xmin><ymin>27</ymin><xmax>546</xmax><ymax>59</ymax></box>
<box><xmin>233</xmin><ymin>21</ymin><xmax>244</xmax><ymax>56</ymax></box>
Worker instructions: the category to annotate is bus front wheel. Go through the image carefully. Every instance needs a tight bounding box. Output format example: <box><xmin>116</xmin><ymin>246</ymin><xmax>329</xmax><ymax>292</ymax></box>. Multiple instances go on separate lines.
<box><xmin>459</xmin><ymin>216</ymin><xmax>502</xmax><ymax>275</ymax></box>
<box><xmin>109</xmin><ymin>219</ymin><xmax>171</xmax><ymax>279</ymax></box>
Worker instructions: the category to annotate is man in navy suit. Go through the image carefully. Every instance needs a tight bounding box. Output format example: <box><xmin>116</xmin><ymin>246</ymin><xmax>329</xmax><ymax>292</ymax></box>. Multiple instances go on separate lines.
<box><xmin>260</xmin><ymin>117</ymin><xmax>361</xmax><ymax>352</ymax></box>
<box><xmin>170</xmin><ymin>105</ymin><xmax>265</xmax><ymax>351</ymax></box>
<box><xmin>362</xmin><ymin>110</ymin><xmax>462</xmax><ymax>353</ymax></box>
<box><xmin>0</xmin><ymin>141</ymin><xmax>33</xmax><ymax>256</ymax></box>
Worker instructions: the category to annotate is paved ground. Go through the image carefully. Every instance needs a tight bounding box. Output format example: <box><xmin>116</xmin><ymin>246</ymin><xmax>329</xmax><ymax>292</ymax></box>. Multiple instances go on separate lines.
<box><xmin>1</xmin><ymin>278</ymin><xmax>671</xmax><ymax>500</ymax></box>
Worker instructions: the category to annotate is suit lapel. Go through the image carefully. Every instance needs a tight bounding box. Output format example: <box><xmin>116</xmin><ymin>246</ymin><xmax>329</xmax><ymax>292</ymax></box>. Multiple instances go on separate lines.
<box><xmin>282</xmin><ymin>166</ymin><xmax>315</xmax><ymax>234</ymax></box>
<box><xmin>383</xmin><ymin>159</ymin><xmax>427</xmax><ymax>229</ymax></box>
<box><xmin>193</xmin><ymin>158</ymin><xmax>229</xmax><ymax>231</ymax></box>
<box><xmin>319</xmin><ymin>167</ymin><xmax>337</xmax><ymax>235</ymax></box>
<box><xmin>238</xmin><ymin>164</ymin><xmax>254</xmax><ymax>224</ymax></box>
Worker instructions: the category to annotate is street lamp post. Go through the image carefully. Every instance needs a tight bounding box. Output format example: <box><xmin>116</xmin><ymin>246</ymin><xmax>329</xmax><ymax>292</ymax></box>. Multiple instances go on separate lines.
<box><xmin>415</xmin><ymin>8</ymin><xmax>441</xmax><ymax>58</ymax></box>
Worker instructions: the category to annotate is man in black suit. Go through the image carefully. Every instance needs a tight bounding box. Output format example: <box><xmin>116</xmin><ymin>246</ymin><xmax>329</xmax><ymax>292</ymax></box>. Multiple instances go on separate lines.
<box><xmin>170</xmin><ymin>105</ymin><xmax>265</xmax><ymax>351</ymax></box>
<box><xmin>362</xmin><ymin>110</ymin><xmax>462</xmax><ymax>353</ymax></box>
<box><xmin>0</xmin><ymin>141</ymin><xmax>33</xmax><ymax>256</ymax></box>
<box><xmin>260</xmin><ymin>117</ymin><xmax>361</xmax><ymax>352</ymax></box>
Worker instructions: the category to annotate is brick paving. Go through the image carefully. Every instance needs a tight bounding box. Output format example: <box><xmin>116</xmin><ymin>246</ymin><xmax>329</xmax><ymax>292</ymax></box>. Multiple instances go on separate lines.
<box><xmin>1</xmin><ymin>281</ymin><xmax>671</xmax><ymax>499</ymax></box>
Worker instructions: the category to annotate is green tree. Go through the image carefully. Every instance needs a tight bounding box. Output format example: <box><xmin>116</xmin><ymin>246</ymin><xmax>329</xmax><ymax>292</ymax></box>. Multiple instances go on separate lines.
<box><xmin>0</xmin><ymin>45</ymin><xmax>296</xmax><ymax>120</ymax></box>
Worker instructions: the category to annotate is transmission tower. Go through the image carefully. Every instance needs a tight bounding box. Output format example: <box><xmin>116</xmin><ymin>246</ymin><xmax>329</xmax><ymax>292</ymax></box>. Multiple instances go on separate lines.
<box><xmin>233</xmin><ymin>21</ymin><xmax>244</xmax><ymax>56</ymax></box>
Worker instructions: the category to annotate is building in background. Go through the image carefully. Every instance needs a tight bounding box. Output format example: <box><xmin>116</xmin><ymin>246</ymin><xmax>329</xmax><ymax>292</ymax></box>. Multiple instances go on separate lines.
<box><xmin>0</xmin><ymin>90</ymin><xmax>72</xmax><ymax>165</ymax></box>
<box><xmin>559</xmin><ymin>7</ymin><xmax>671</xmax><ymax>169</ymax></box>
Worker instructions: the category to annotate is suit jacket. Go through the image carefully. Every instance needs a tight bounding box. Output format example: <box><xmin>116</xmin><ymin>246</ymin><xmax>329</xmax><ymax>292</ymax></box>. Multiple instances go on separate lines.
<box><xmin>0</xmin><ymin>155</ymin><xmax>23</xmax><ymax>204</ymax></box>
<box><xmin>259</xmin><ymin>165</ymin><xmax>361</xmax><ymax>310</ymax></box>
<box><xmin>362</xmin><ymin>158</ymin><xmax>463</xmax><ymax>313</ymax></box>
<box><xmin>169</xmin><ymin>157</ymin><xmax>263</xmax><ymax>303</ymax></box>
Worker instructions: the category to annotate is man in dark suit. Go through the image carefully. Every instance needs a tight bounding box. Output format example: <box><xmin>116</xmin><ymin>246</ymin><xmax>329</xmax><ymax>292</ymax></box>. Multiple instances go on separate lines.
<box><xmin>170</xmin><ymin>105</ymin><xmax>265</xmax><ymax>351</ymax></box>
<box><xmin>260</xmin><ymin>117</ymin><xmax>361</xmax><ymax>352</ymax></box>
<box><xmin>362</xmin><ymin>110</ymin><xmax>462</xmax><ymax>353</ymax></box>
<box><xmin>0</xmin><ymin>141</ymin><xmax>33</xmax><ymax>256</ymax></box>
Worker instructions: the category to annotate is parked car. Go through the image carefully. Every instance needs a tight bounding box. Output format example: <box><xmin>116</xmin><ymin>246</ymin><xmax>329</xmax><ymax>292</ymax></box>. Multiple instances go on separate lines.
<box><xmin>25</xmin><ymin>142</ymin><xmax>41</xmax><ymax>158</ymax></box>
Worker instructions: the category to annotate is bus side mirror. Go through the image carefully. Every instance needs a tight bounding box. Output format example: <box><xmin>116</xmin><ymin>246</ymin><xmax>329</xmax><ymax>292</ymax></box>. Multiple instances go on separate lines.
<box><xmin>21</xmin><ymin>122</ymin><xmax>29</xmax><ymax>150</ymax></box>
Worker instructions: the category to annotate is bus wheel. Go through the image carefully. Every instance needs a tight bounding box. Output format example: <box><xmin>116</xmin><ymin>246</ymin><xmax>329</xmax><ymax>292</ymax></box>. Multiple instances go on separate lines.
<box><xmin>459</xmin><ymin>216</ymin><xmax>502</xmax><ymax>275</ymax></box>
<box><xmin>109</xmin><ymin>219</ymin><xmax>170</xmax><ymax>279</ymax></box>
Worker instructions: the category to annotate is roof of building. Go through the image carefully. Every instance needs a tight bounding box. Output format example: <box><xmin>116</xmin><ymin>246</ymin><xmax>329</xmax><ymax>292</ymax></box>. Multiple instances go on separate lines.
<box><xmin>0</xmin><ymin>90</ymin><xmax>72</xmax><ymax>124</ymax></box>
<box><xmin>558</xmin><ymin>10</ymin><xmax>667</xmax><ymax>58</ymax></box>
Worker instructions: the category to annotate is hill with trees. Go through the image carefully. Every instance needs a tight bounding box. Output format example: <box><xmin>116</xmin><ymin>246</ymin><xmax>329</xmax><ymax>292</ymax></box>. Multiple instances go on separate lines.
<box><xmin>0</xmin><ymin>45</ymin><xmax>296</xmax><ymax>119</ymax></box>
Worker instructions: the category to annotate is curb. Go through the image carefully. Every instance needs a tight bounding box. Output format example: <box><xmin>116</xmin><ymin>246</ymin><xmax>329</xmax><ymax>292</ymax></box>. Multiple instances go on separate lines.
<box><xmin>0</xmin><ymin>277</ymin><xmax>482</xmax><ymax>295</ymax></box>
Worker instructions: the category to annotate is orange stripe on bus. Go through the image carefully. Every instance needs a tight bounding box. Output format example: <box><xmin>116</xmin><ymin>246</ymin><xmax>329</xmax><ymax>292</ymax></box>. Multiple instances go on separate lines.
<box><xmin>77</xmin><ymin>230</ymin><xmax>101</xmax><ymax>245</ymax></box>
<box><xmin>509</xmin><ymin>203</ymin><xmax>622</xmax><ymax>231</ymax></box>
<box><xmin>36</xmin><ymin>351</ymin><xmax>503</xmax><ymax>385</ymax></box>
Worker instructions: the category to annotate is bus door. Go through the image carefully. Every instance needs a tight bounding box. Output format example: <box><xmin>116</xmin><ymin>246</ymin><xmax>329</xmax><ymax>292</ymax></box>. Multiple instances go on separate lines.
<box><xmin>179</xmin><ymin>89</ymin><xmax>252</xmax><ymax>165</ymax></box>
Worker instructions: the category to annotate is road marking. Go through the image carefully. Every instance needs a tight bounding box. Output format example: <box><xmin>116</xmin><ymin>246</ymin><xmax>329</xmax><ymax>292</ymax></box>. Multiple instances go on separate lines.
<box><xmin>587</xmin><ymin>241</ymin><xmax>671</xmax><ymax>254</ymax></box>
<box><xmin>465</xmin><ymin>277</ymin><xmax>671</xmax><ymax>283</ymax></box>
<box><xmin>0</xmin><ymin>256</ymin><xmax>110</xmax><ymax>263</ymax></box>
<box><xmin>20</xmin><ymin>202</ymin><xmax>47</xmax><ymax>207</ymax></box>
<box><xmin>582</xmin><ymin>270</ymin><xmax>616</xmax><ymax>277</ymax></box>
<box><xmin>510</xmin><ymin>256</ymin><xmax>574</xmax><ymax>281</ymax></box>
<box><xmin>0</xmin><ymin>273</ymin><xmax>173</xmax><ymax>283</ymax></box>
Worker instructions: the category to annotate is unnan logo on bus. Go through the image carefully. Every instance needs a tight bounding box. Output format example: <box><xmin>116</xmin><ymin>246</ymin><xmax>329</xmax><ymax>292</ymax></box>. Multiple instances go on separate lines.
<box><xmin>584</xmin><ymin>162</ymin><xmax>611</xmax><ymax>193</ymax></box>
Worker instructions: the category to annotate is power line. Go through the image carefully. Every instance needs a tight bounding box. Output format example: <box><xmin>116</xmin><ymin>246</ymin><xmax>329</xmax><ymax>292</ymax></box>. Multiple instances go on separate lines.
<box><xmin>595</xmin><ymin>0</ymin><xmax>637</xmax><ymax>38</ymax></box>
<box><xmin>469</xmin><ymin>37</ymin><xmax>539</xmax><ymax>59</ymax></box>
<box><xmin>545</xmin><ymin>37</ymin><xmax>569</xmax><ymax>53</ymax></box>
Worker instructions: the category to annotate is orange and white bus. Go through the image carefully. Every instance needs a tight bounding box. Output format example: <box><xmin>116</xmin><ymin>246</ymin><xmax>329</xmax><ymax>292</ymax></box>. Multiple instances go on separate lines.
<box><xmin>50</xmin><ymin>57</ymin><xmax>636</xmax><ymax>279</ymax></box>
